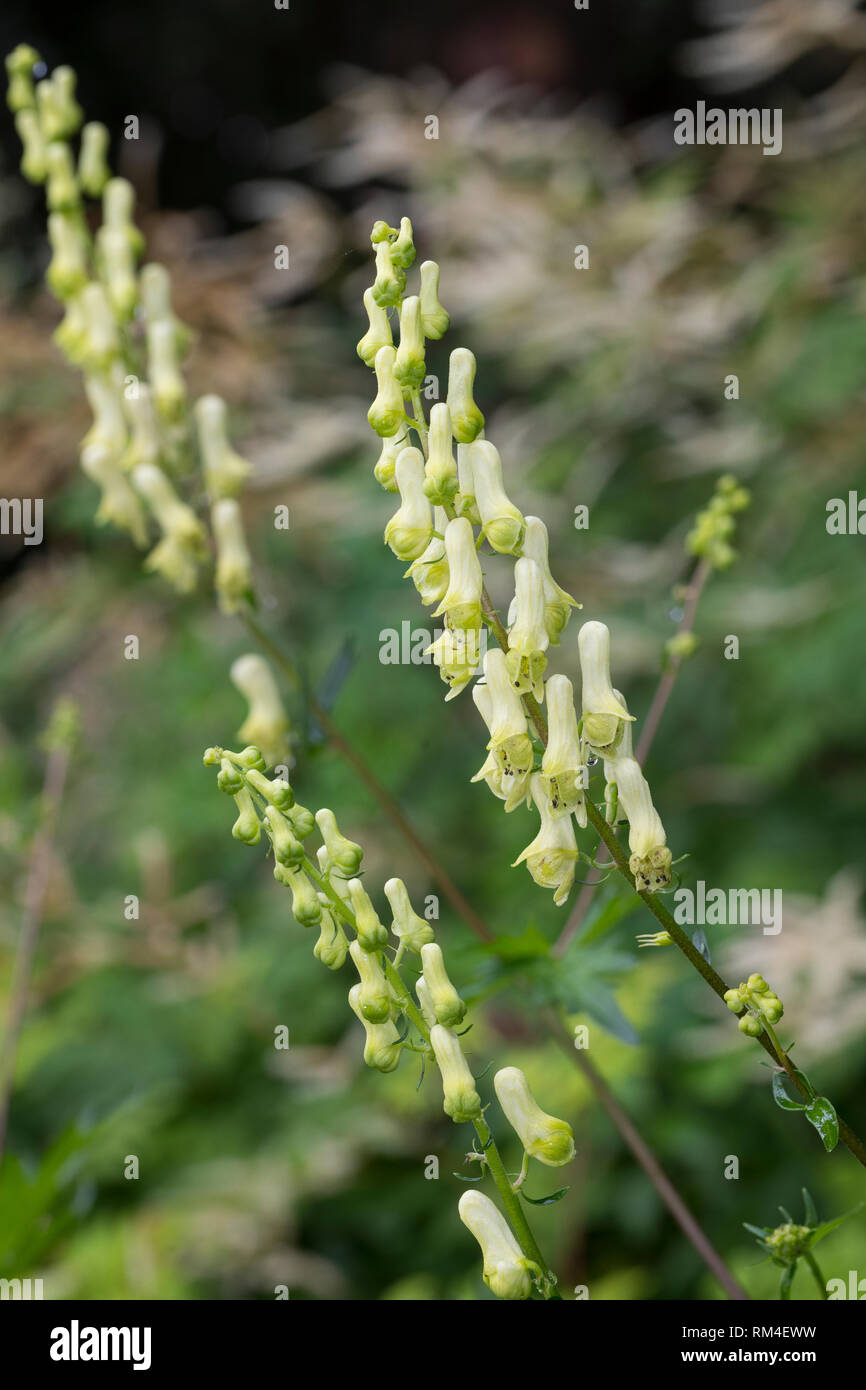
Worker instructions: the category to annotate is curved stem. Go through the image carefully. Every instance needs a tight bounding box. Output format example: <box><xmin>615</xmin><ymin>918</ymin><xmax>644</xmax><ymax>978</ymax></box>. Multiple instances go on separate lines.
<box><xmin>803</xmin><ymin>1251</ymin><xmax>828</xmax><ymax>1300</ymax></box>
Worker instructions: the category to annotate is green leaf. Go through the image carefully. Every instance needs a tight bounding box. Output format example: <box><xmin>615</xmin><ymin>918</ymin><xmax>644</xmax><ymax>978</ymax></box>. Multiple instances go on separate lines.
<box><xmin>484</xmin><ymin>925</ymin><xmax>550</xmax><ymax>965</ymax></box>
<box><xmin>810</xmin><ymin>1203</ymin><xmax>864</xmax><ymax>1246</ymax></box>
<box><xmin>772</xmin><ymin>1072</ymin><xmax>806</xmax><ymax>1112</ymax></box>
<box><xmin>520</xmin><ymin>1186</ymin><xmax>569</xmax><ymax>1206</ymax></box>
<box><xmin>743</xmin><ymin>1222</ymin><xmax>772</xmax><ymax>1239</ymax></box>
<box><xmin>802</xmin><ymin>1188</ymin><xmax>818</xmax><ymax>1228</ymax></box>
<box><xmin>779</xmin><ymin>1264</ymin><xmax>796</xmax><ymax>1300</ymax></box>
<box><xmin>805</xmin><ymin>1096</ymin><xmax>839</xmax><ymax>1153</ymax></box>
<box><xmin>452</xmin><ymin>1172</ymin><xmax>484</xmax><ymax>1183</ymax></box>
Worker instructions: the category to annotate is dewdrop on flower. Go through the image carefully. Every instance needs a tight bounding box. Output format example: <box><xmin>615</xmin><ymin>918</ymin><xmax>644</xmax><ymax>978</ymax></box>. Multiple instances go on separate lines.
<box><xmin>470</xmin><ymin>681</ymin><xmax>532</xmax><ymax>811</ymax></box>
<box><xmin>384</xmin><ymin>447</ymin><xmax>433</xmax><ymax>561</ymax></box>
<box><xmin>147</xmin><ymin>319</ymin><xmax>186</xmax><ymax>424</ymax></box>
<box><xmin>458</xmin><ymin>1191</ymin><xmax>533</xmax><ymax>1301</ymax></box>
<box><xmin>140</xmin><ymin>263</ymin><xmax>192</xmax><ymax>356</ymax></box>
<box><xmin>512</xmin><ymin>773</ymin><xmax>579</xmax><ymax>907</ymax></box>
<box><xmin>383</xmin><ymin>877</ymin><xmax>434</xmax><ymax>953</ymax></box>
<box><xmin>371</xmin><ymin>238</ymin><xmax>405</xmax><ymax>308</ymax></box>
<box><xmin>540</xmin><ymin>674</ymin><xmax>586</xmax><ymax>825</ymax></box>
<box><xmin>429</xmin><ymin>1025</ymin><xmax>482</xmax><ymax>1123</ymax></box>
<box><xmin>368</xmin><ymin>345</ymin><xmax>405</xmax><ymax>439</ymax></box>
<box><xmin>404</xmin><ymin>508</ymin><xmax>449</xmax><ymax>607</ymax></box>
<box><xmin>349</xmin><ymin>940</ymin><xmax>392</xmax><ymax>1024</ymax></box>
<box><xmin>347</xmin><ymin>878</ymin><xmax>389</xmax><ymax>952</ymax></box>
<box><xmin>79</xmin><ymin>444</ymin><xmax>148</xmax><ymax>547</ymax></box>
<box><xmin>231</xmin><ymin>786</ymin><xmax>261</xmax><ymax>845</ymax></box>
<box><xmin>6</xmin><ymin>45</ymin><xmax>40</xmax><ymax>116</ymax></box>
<box><xmin>96</xmin><ymin>225</ymin><xmax>138</xmax><ymax>319</ymax></box>
<box><xmin>418</xmin><ymin>260</ymin><xmax>449</xmax><ymax>339</ymax></box>
<box><xmin>313</xmin><ymin>902</ymin><xmax>349</xmax><ymax>971</ymax></box>
<box><xmin>15</xmin><ymin>110</ymin><xmax>47</xmax><ymax>183</ymax></box>
<box><xmin>476</xmin><ymin>648</ymin><xmax>533</xmax><ymax>785</ymax></box>
<box><xmin>78</xmin><ymin>121</ymin><xmax>110</xmax><ymax>197</ymax></box>
<box><xmin>467</xmin><ymin>440</ymin><xmax>525</xmax><ymax>555</ymax></box>
<box><xmin>102</xmin><ymin>177</ymin><xmax>144</xmax><ymax>258</ymax></box>
<box><xmin>505</xmin><ymin>557</ymin><xmax>548</xmax><ymax>701</ymax></box>
<box><xmin>420</xmin><ymin>942</ymin><xmax>466</xmax><ymax>1027</ymax></box>
<box><xmin>315</xmin><ymin>809</ymin><xmax>363</xmax><ymax>878</ymax></box>
<box><xmin>45</xmin><ymin>142</ymin><xmax>80</xmax><ymax>213</ymax></box>
<box><xmin>494</xmin><ymin>1067</ymin><xmax>575</xmax><ymax>1167</ymax></box>
<box><xmin>423</xmin><ymin>402</ymin><xmax>458</xmax><ymax>504</ymax></box>
<box><xmin>455</xmin><ymin>443</ymin><xmax>481</xmax><ymax>524</ymax></box>
<box><xmin>230</xmin><ymin>654</ymin><xmax>290</xmax><ymax>768</ymax></box>
<box><xmin>393</xmin><ymin>295</ymin><xmax>426</xmax><ymax>388</ymax></box>
<box><xmin>348</xmin><ymin>984</ymin><xmax>402</xmax><ymax>1073</ymax></box>
<box><xmin>521</xmin><ymin>516</ymin><xmax>579</xmax><ymax>645</ymax></box>
<box><xmin>212</xmin><ymin>498</ymin><xmax>254</xmax><ymax>614</ymax></box>
<box><xmin>356</xmin><ymin>286</ymin><xmax>393</xmax><ymax>368</ymax></box>
<box><xmin>607</xmin><ymin>755</ymin><xmax>671</xmax><ymax>893</ymax></box>
<box><xmin>46</xmin><ymin>212</ymin><xmax>88</xmax><ymax>299</ymax></box>
<box><xmin>446</xmin><ymin>347</ymin><xmax>484</xmax><ymax>443</ymax></box>
<box><xmin>195</xmin><ymin>396</ymin><xmax>252</xmax><ymax>498</ymax></box>
<box><xmin>578</xmin><ymin>620</ymin><xmax>633</xmax><ymax>754</ymax></box>
<box><xmin>432</xmin><ymin>517</ymin><xmax>483</xmax><ymax>632</ymax></box>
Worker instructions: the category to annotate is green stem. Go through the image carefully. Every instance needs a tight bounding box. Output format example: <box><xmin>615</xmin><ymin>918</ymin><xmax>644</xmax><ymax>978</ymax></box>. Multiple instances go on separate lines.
<box><xmin>472</xmin><ymin>1112</ymin><xmax>555</xmax><ymax>1296</ymax></box>
<box><xmin>803</xmin><ymin>1251</ymin><xmax>828</xmax><ymax>1300</ymax></box>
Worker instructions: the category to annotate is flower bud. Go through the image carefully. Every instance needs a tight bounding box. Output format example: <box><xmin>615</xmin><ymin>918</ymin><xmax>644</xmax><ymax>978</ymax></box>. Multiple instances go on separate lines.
<box><xmin>15</xmin><ymin>109</ymin><xmax>47</xmax><ymax>182</ymax></box>
<box><xmin>420</xmin><ymin>942</ymin><xmax>466</xmax><ymax>1027</ymax></box>
<box><xmin>476</xmin><ymin>648</ymin><xmax>533</xmax><ymax>784</ymax></box>
<box><xmin>347</xmin><ymin>878</ymin><xmax>389</xmax><ymax>952</ymax></box>
<box><xmin>276</xmin><ymin>865</ymin><xmax>323</xmax><ymax>928</ymax></box>
<box><xmin>316</xmin><ymin>809</ymin><xmax>363</xmax><ymax>878</ymax></box>
<box><xmin>287</xmin><ymin>802</ymin><xmax>316</xmax><ymax>839</ymax></box>
<box><xmin>723</xmin><ymin>988</ymin><xmax>745</xmax><ymax>1014</ymax></box>
<box><xmin>212</xmin><ymin>498</ymin><xmax>255</xmax><ymax>614</ymax></box>
<box><xmin>244</xmin><ymin>768</ymin><xmax>294</xmax><ymax>810</ymax></box>
<box><xmin>216</xmin><ymin>756</ymin><xmax>245</xmax><ymax>794</ymax></box>
<box><xmin>372</xmin><ymin>430</ymin><xmax>406</xmax><ymax>493</ymax></box>
<box><xmin>429</xmin><ymin>1024</ymin><xmax>481</xmax><ymax>1122</ymax></box>
<box><xmin>577</xmin><ymin>621</ymin><xmax>633</xmax><ymax>754</ymax></box>
<box><xmin>96</xmin><ymin>225</ymin><xmax>138</xmax><ymax>319</ymax></box>
<box><xmin>427</xmin><ymin>625</ymin><xmax>484</xmax><ymax>701</ymax></box>
<box><xmin>383</xmin><ymin>878</ymin><xmax>435</xmax><ymax>953</ymax></box>
<box><xmin>607</xmin><ymin>755</ymin><xmax>670</xmax><ymax>893</ymax></box>
<box><xmin>194</xmin><ymin>395</ymin><xmax>251</xmax><ymax>499</ymax></box>
<box><xmin>466</xmin><ymin>440</ymin><xmax>525</xmax><ymax>555</ymax></box>
<box><xmin>314</xmin><ymin>903</ymin><xmax>349</xmax><ymax>970</ymax></box>
<box><xmin>432</xmin><ymin>517</ymin><xmax>483</xmax><ymax>632</ymax></box>
<box><xmin>457</xmin><ymin>1191</ymin><xmax>532</xmax><ymax>1301</ymax></box>
<box><xmin>140</xmin><ymin>263</ymin><xmax>192</xmax><ymax>355</ymax></box>
<box><xmin>393</xmin><ymin>295</ymin><xmax>425</xmax><ymax>387</ymax></box>
<box><xmin>384</xmin><ymin>446</ymin><xmax>433</xmax><ymax>560</ymax></box>
<box><xmin>521</xmin><ymin>517</ymin><xmax>579</xmax><ymax>645</ymax></box>
<box><xmin>147</xmin><ymin>319</ymin><xmax>186</xmax><ymax>424</ymax></box>
<box><xmin>423</xmin><ymin>402</ymin><xmax>459</xmax><ymax>503</ymax></box>
<box><xmin>120</xmin><ymin>384</ymin><xmax>161</xmax><ymax>472</ymax></box>
<box><xmin>418</xmin><ymin>260</ymin><xmax>449</xmax><ymax>339</ymax></box>
<box><xmin>82</xmin><ymin>371</ymin><xmax>127</xmax><ymax>458</ymax></box>
<box><xmin>348</xmin><ymin>984</ymin><xmax>402</xmax><ymax>1072</ymax></box>
<box><xmin>230</xmin><ymin>653</ymin><xmax>290</xmax><ymax>768</ymax></box>
<box><xmin>505</xmin><ymin>558</ymin><xmax>549</xmax><ymax>700</ymax></box>
<box><xmin>446</xmin><ymin>347</ymin><xmax>484</xmax><ymax>443</ymax></box>
<box><xmin>470</xmin><ymin>681</ymin><xmax>533</xmax><ymax>811</ymax></box>
<box><xmin>356</xmin><ymin>286</ymin><xmax>393</xmax><ymax>367</ymax></box>
<box><xmin>349</xmin><ymin>940</ymin><xmax>392</xmax><ymax>1023</ymax></box>
<box><xmin>389</xmin><ymin>216</ymin><xmax>416</xmax><ymax>269</ymax></box>
<box><xmin>415</xmin><ymin>975</ymin><xmax>437</xmax><ymax>1028</ymax></box>
<box><xmin>102</xmin><ymin>177</ymin><xmax>145</xmax><ymax>258</ymax></box>
<box><xmin>45</xmin><ymin>141</ymin><xmax>80</xmax><ymax>212</ymax></box>
<box><xmin>540</xmin><ymin>674</ymin><xmax>586</xmax><ymax>824</ymax></box>
<box><xmin>455</xmin><ymin>443</ymin><xmax>481</xmax><ymax>524</ymax></box>
<box><xmin>231</xmin><ymin>787</ymin><xmax>261</xmax><ymax>845</ymax></box>
<box><xmin>6</xmin><ymin>45</ymin><xmax>40</xmax><ymax>115</ymax></box>
<box><xmin>371</xmin><ymin>239</ymin><xmax>405</xmax><ymax>308</ymax></box>
<box><xmin>78</xmin><ymin>121</ymin><xmax>110</xmax><ymax>197</ymax></box>
<box><xmin>263</xmin><ymin>804</ymin><xmax>304</xmax><ymax>868</ymax></box>
<box><xmin>513</xmin><ymin>774</ymin><xmax>578</xmax><ymax>906</ymax></box>
<box><xmin>493</xmin><ymin>1066</ymin><xmax>575</xmax><ymax>1166</ymax></box>
<box><xmin>45</xmin><ymin>212</ymin><xmax>89</xmax><ymax>300</ymax></box>
<box><xmin>80</xmin><ymin>282</ymin><xmax>121</xmax><ymax>369</ymax></box>
<box><xmin>79</xmin><ymin>444</ymin><xmax>148</xmax><ymax>547</ymax></box>
<box><xmin>404</xmin><ymin>510</ymin><xmax>449</xmax><ymax>606</ymax></box>
<box><xmin>46</xmin><ymin>67</ymin><xmax>82</xmax><ymax>137</ymax></box>
<box><xmin>739</xmin><ymin>1014</ymin><xmax>762</xmax><ymax>1037</ymax></box>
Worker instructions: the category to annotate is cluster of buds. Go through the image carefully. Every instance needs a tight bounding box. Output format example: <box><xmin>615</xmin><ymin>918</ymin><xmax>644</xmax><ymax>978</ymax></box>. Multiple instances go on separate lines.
<box><xmin>686</xmin><ymin>473</ymin><xmax>750</xmax><ymax>570</ymax></box>
<box><xmin>6</xmin><ymin>49</ymin><xmax>257</xmax><ymax>613</ymax></box>
<box><xmin>724</xmin><ymin>973</ymin><xmax>784</xmax><ymax>1036</ymax></box>
<box><xmin>763</xmin><ymin>1222</ymin><xmax>811</xmax><ymax>1266</ymax></box>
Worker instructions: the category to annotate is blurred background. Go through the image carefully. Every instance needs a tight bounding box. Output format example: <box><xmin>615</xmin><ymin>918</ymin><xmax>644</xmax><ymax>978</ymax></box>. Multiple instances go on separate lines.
<box><xmin>1</xmin><ymin>0</ymin><xmax>866</xmax><ymax>1299</ymax></box>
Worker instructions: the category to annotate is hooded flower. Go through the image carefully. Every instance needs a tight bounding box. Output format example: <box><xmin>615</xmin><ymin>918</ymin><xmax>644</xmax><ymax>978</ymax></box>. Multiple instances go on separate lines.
<box><xmin>418</xmin><ymin>259</ymin><xmax>449</xmax><ymax>339</ymax></box>
<box><xmin>404</xmin><ymin>507</ymin><xmax>449</xmax><ymax>606</ymax></box>
<box><xmin>445</xmin><ymin>347</ymin><xmax>485</xmax><ymax>443</ymax></box>
<box><xmin>606</xmin><ymin>754</ymin><xmax>671</xmax><ymax>893</ymax></box>
<box><xmin>348</xmin><ymin>984</ymin><xmax>402</xmax><ymax>1072</ymax></box>
<box><xmin>78</xmin><ymin>120</ymin><xmax>110</xmax><ymax>196</ymax></box>
<box><xmin>505</xmin><ymin>557</ymin><xmax>548</xmax><ymax>700</ymax></box>
<box><xmin>512</xmin><ymin>773</ymin><xmax>579</xmax><ymax>906</ymax></box>
<box><xmin>356</xmin><ymin>286</ymin><xmax>393</xmax><ymax>367</ymax></box>
<box><xmin>315</xmin><ymin>808</ymin><xmax>363</xmax><ymax>877</ymax></box>
<box><xmin>393</xmin><ymin>294</ymin><xmax>426</xmax><ymax>387</ymax></box>
<box><xmin>133</xmin><ymin>462</ymin><xmax>207</xmax><ymax>594</ymax></box>
<box><xmin>348</xmin><ymin>878</ymin><xmax>390</xmax><ymax>952</ymax></box>
<box><xmin>349</xmin><ymin>939</ymin><xmax>392</xmax><ymax>1023</ymax></box>
<box><xmin>195</xmin><ymin>394</ymin><xmax>251</xmax><ymax>499</ymax></box>
<box><xmin>212</xmin><ymin>497</ymin><xmax>255</xmax><ymax>614</ymax></box>
<box><xmin>383</xmin><ymin>877</ymin><xmax>435</xmax><ymax>953</ymax></box>
<box><xmin>423</xmin><ymin>402</ymin><xmax>459</xmax><ymax>504</ymax></box>
<box><xmin>466</xmin><ymin>440</ymin><xmax>525</xmax><ymax>555</ymax></box>
<box><xmin>577</xmin><ymin>620</ymin><xmax>633</xmax><ymax>754</ymax></box>
<box><xmin>432</xmin><ymin>517</ymin><xmax>483</xmax><ymax>632</ymax></box>
<box><xmin>540</xmin><ymin>674</ymin><xmax>586</xmax><ymax>825</ymax></box>
<box><xmin>229</xmin><ymin>653</ymin><xmax>290</xmax><ymax>767</ymax></box>
<box><xmin>420</xmin><ymin>942</ymin><xmax>466</xmax><ymax>1027</ymax></box>
<box><xmin>457</xmin><ymin>1191</ymin><xmax>533</xmax><ymax>1301</ymax></box>
<box><xmin>470</xmin><ymin>679</ymin><xmax>532</xmax><ymax>812</ymax></box>
<box><xmin>384</xmin><ymin>446</ymin><xmax>433</xmax><ymax>560</ymax></box>
<box><xmin>521</xmin><ymin>516</ymin><xmax>580</xmax><ymax>645</ymax></box>
<box><xmin>429</xmin><ymin>1024</ymin><xmax>482</xmax><ymax>1123</ymax></box>
<box><xmin>493</xmin><ymin>1066</ymin><xmax>575</xmax><ymax>1166</ymax></box>
<box><xmin>474</xmin><ymin>648</ymin><xmax>533</xmax><ymax>785</ymax></box>
<box><xmin>426</xmin><ymin>623</ymin><xmax>484</xmax><ymax>701</ymax></box>
<box><xmin>313</xmin><ymin>902</ymin><xmax>349</xmax><ymax>970</ymax></box>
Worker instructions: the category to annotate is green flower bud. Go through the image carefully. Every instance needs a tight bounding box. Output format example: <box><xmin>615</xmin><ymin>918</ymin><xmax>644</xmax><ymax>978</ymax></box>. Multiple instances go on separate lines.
<box><xmin>316</xmin><ymin>808</ymin><xmax>363</xmax><ymax>877</ymax></box>
<box><xmin>419</xmin><ymin>942</ymin><xmax>466</xmax><ymax>1027</ymax></box>
<box><xmin>45</xmin><ymin>141</ymin><xmax>80</xmax><ymax>212</ymax></box>
<box><xmin>212</xmin><ymin>498</ymin><xmax>255</xmax><ymax>615</ymax></box>
<box><xmin>433</xmin><ymin>517</ymin><xmax>483</xmax><ymax>632</ymax></box>
<box><xmin>446</xmin><ymin>347</ymin><xmax>485</xmax><ymax>443</ymax></box>
<box><xmin>738</xmin><ymin>1014</ymin><xmax>762</xmax><ymax>1037</ymax></box>
<box><xmin>429</xmin><ymin>1024</ymin><xmax>481</xmax><ymax>1123</ymax></box>
<box><xmin>371</xmin><ymin>239</ymin><xmax>405</xmax><ymax>308</ymax></box>
<box><xmin>349</xmin><ymin>940</ymin><xmax>392</xmax><ymax>1023</ymax></box>
<box><xmin>404</xmin><ymin>511</ymin><xmax>449</xmax><ymax>606</ymax></box>
<box><xmin>78</xmin><ymin>121</ymin><xmax>111</xmax><ymax>197</ymax></box>
<box><xmin>244</xmin><ymin>768</ymin><xmax>294</xmax><ymax>810</ymax></box>
<box><xmin>348</xmin><ymin>984</ymin><xmax>402</xmax><ymax>1072</ymax></box>
<box><xmin>79</xmin><ymin>282</ymin><xmax>122</xmax><ymax>370</ymax></box>
<box><xmin>217</xmin><ymin>757</ymin><xmax>245</xmax><ymax>794</ymax></box>
<box><xmin>286</xmin><ymin>801</ymin><xmax>316</xmax><ymax>839</ymax></box>
<box><xmin>494</xmin><ymin>1066</ymin><xmax>575</xmax><ymax>1166</ymax></box>
<box><xmin>373</xmin><ymin>430</ymin><xmax>406</xmax><ymax>492</ymax></box>
<box><xmin>314</xmin><ymin>903</ymin><xmax>349</xmax><ymax>970</ymax></box>
<box><xmin>231</xmin><ymin>787</ymin><xmax>261</xmax><ymax>845</ymax></box>
<box><xmin>458</xmin><ymin>1191</ymin><xmax>533</xmax><ymax>1301</ymax></box>
<box><xmin>766</xmin><ymin>1223</ymin><xmax>810</xmax><ymax>1265</ymax></box>
<box><xmin>384</xmin><ymin>447</ymin><xmax>434</xmax><ymax>561</ymax></box>
<box><xmin>357</xmin><ymin>286</ymin><xmax>393</xmax><ymax>367</ymax></box>
<box><xmin>97</xmin><ymin>225</ymin><xmax>138</xmax><ymax>319</ymax></box>
<box><xmin>147</xmin><ymin>319</ymin><xmax>186</xmax><ymax>424</ymax></box>
<box><xmin>79</xmin><ymin>444</ymin><xmax>148</xmax><ymax>548</ymax></box>
<box><xmin>140</xmin><ymin>263</ymin><xmax>193</xmax><ymax>355</ymax></box>
<box><xmin>278</xmin><ymin>865</ymin><xmax>322</xmax><ymax>929</ymax></box>
<box><xmin>393</xmin><ymin>295</ymin><xmax>425</xmax><ymax>387</ymax></box>
<box><xmin>263</xmin><ymin>804</ymin><xmax>305</xmax><ymax>868</ymax></box>
<box><xmin>577</xmin><ymin>621</ymin><xmax>634</xmax><ymax>754</ymax></box>
<box><xmin>14</xmin><ymin>109</ymin><xmax>47</xmax><ymax>182</ymax></box>
<box><xmin>102</xmin><ymin>178</ymin><xmax>145</xmax><ymax>258</ymax></box>
<box><xmin>383</xmin><ymin>877</ymin><xmax>435</xmax><ymax>953</ymax></box>
<box><xmin>234</xmin><ymin>745</ymin><xmax>267</xmax><ymax>771</ymax></box>
<box><xmin>6</xmin><ymin>45</ymin><xmax>40</xmax><ymax>114</ymax></box>
<box><xmin>46</xmin><ymin>212</ymin><xmax>88</xmax><ymax>300</ymax></box>
<box><xmin>466</xmin><ymin>441</ymin><xmax>525</xmax><ymax>555</ymax></box>
<box><xmin>230</xmin><ymin>654</ymin><xmax>290</xmax><ymax>769</ymax></box>
<box><xmin>389</xmin><ymin>216</ymin><xmax>416</xmax><ymax>269</ymax></box>
<box><xmin>368</xmin><ymin>345</ymin><xmax>406</xmax><ymax>437</ymax></box>
<box><xmin>423</xmin><ymin>402</ymin><xmax>459</xmax><ymax>504</ymax></box>
<box><xmin>418</xmin><ymin>260</ymin><xmax>449</xmax><ymax>339</ymax></box>
<box><xmin>194</xmin><ymin>395</ymin><xmax>251</xmax><ymax>499</ymax></box>
<box><xmin>347</xmin><ymin>878</ymin><xmax>389</xmax><ymax>952</ymax></box>
<box><xmin>723</xmin><ymin>988</ymin><xmax>745</xmax><ymax>1014</ymax></box>
<box><xmin>747</xmin><ymin>973</ymin><xmax>769</xmax><ymax>994</ymax></box>
<box><xmin>370</xmin><ymin>220</ymin><xmax>395</xmax><ymax>245</ymax></box>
